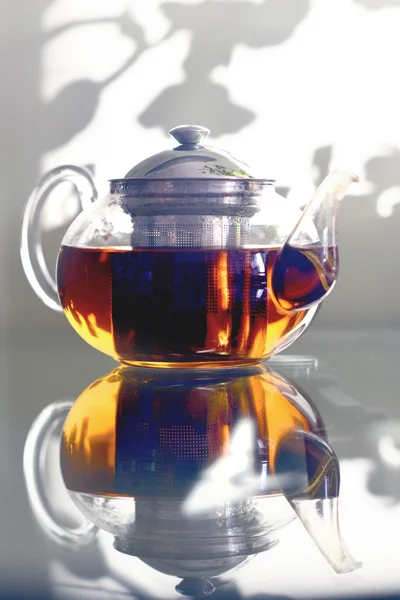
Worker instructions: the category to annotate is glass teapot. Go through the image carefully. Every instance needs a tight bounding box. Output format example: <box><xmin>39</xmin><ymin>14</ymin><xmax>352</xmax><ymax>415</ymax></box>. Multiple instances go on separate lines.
<box><xmin>21</xmin><ymin>125</ymin><xmax>358</xmax><ymax>367</ymax></box>
<box><xmin>24</xmin><ymin>361</ymin><xmax>360</xmax><ymax>596</ymax></box>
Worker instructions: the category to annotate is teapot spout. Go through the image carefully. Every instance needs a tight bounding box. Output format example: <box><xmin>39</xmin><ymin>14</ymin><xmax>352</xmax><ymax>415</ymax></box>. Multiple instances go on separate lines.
<box><xmin>274</xmin><ymin>430</ymin><xmax>361</xmax><ymax>574</ymax></box>
<box><xmin>272</xmin><ymin>171</ymin><xmax>359</xmax><ymax>311</ymax></box>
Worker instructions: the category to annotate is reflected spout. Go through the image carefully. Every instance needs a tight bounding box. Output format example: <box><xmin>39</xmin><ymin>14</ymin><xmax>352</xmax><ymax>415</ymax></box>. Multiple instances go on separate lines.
<box><xmin>272</xmin><ymin>171</ymin><xmax>359</xmax><ymax>311</ymax></box>
<box><xmin>291</xmin><ymin>497</ymin><xmax>361</xmax><ymax>574</ymax></box>
<box><xmin>274</xmin><ymin>430</ymin><xmax>361</xmax><ymax>574</ymax></box>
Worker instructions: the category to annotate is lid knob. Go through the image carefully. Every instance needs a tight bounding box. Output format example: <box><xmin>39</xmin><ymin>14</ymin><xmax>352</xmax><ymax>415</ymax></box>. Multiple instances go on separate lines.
<box><xmin>169</xmin><ymin>124</ymin><xmax>210</xmax><ymax>147</ymax></box>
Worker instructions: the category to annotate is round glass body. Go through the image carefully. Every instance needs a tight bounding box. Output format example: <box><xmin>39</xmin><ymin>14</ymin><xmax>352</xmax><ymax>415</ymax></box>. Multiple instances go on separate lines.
<box><xmin>56</xmin><ymin>180</ymin><xmax>319</xmax><ymax>367</ymax></box>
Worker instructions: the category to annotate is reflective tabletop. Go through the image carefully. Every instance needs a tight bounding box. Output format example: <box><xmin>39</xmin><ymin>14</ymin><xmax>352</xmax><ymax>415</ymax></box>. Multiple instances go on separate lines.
<box><xmin>3</xmin><ymin>325</ymin><xmax>400</xmax><ymax>600</ymax></box>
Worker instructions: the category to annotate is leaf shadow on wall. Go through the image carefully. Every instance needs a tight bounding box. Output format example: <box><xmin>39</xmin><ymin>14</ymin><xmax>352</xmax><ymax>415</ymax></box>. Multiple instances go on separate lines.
<box><xmin>296</xmin><ymin>145</ymin><xmax>400</xmax><ymax>328</ymax></box>
<box><xmin>139</xmin><ymin>0</ymin><xmax>311</xmax><ymax>135</ymax></box>
<box><xmin>39</xmin><ymin>11</ymin><xmax>150</xmax><ymax>153</ymax></box>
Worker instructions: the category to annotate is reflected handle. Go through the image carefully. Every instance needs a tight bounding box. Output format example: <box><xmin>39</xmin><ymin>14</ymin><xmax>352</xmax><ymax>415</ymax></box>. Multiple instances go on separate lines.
<box><xmin>21</xmin><ymin>165</ymin><xmax>98</xmax><ymax>311</ymax></box>
<box><xmin>23</xmin><ymin>400</ymin><xmax>98</xmax><ymax>546</ymax></box>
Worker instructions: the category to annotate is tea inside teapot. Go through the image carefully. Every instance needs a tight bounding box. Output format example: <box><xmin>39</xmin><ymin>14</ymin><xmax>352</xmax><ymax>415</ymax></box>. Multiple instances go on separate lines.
<box><xmin>56</xmin><ymin>244</ymin><xmax>321</xmax><ymax>366</ymax></box>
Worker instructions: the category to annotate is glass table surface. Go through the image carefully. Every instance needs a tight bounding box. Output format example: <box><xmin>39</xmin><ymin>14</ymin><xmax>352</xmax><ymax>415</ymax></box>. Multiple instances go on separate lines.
<box><xmin>2</xmin><ymin>326</ymin><xmax>400</xmax><ymax>600</ymax></box>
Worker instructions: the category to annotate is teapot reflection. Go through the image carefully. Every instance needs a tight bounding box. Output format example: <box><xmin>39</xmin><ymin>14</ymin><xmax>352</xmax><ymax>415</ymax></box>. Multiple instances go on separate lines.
<box><xmin>25</xmin><ymin>363</ymin><xmax>360</xmax><ymax>597</ymax></box>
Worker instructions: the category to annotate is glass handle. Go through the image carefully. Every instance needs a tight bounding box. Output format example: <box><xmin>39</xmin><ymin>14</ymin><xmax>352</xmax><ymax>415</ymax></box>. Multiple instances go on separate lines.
<box><xmin>21</xmin><ymin>165</ymin><xmax>98</xmax><ymax>311</ymax></box>
<box><xmin>23</xmin><ymin>400</ymin><xmax>98</xmax><ymax>546</ymax></box>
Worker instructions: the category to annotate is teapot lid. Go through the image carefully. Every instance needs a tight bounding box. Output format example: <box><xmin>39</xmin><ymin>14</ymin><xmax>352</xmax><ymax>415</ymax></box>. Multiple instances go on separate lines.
<box><xmin>123</xmin><ymin>125</ymin><xmax>259</xmax><ymax>180</ymax></box>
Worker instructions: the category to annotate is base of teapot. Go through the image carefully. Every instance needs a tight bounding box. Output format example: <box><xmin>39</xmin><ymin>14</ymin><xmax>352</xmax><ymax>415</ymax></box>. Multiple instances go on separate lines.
<box><xmin>119</xmin><ymin>357</ymin><xmax>264</xmax><ymax>369</ymax></box>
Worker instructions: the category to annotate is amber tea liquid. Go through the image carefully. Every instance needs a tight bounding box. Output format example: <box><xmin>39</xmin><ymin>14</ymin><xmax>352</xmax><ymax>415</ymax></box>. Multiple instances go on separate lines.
<box><xmin>61</xmin><ymin>368</ymin><xmax>316</xmax><ymax>497</ymax></box>
<box><xmin>57</xmin><ymin>245</ymin><xmax>336</xmax><ymax>366</ymax></box>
